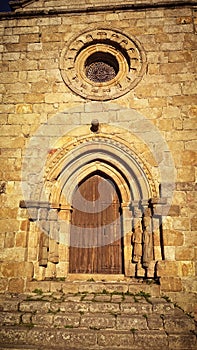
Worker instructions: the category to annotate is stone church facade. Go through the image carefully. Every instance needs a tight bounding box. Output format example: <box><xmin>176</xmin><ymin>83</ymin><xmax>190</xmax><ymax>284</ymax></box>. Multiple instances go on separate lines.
<box><xmin>0</xmin><ymin>0</ymin><xmax>196</xmax><ymax>319</ymax></box>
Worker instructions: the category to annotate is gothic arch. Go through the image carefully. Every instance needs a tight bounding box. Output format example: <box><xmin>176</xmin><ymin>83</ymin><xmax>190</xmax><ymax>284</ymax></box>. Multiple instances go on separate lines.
<box><xmin>44</xmin><ymin>135</ymin><xmax>156</xmax><ymax>208</ymax></box>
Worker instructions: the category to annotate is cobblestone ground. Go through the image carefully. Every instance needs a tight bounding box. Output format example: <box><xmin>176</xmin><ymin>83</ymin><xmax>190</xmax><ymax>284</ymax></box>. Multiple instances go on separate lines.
<box><xmin>0</xmin><ymin>283</ymin><xmax>196</xmax><ymax>350</ymax></box>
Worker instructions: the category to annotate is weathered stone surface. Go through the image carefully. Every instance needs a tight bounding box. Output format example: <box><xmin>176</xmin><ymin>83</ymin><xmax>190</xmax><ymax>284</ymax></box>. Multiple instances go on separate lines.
<box><xmin>147</xmin><ymin>315</ymin><xmax>164</xmax><ymax>330</ymax></box>
<box><xmin>97</xmin><ymin>331</ymin><xmax>134</xmax><ymax>347</ymax></box>
<box><xmin>32</xmin><ymin>313</ymin><xmax>54</xmax><ymax>327</ymax></box>
<box><xmin>0</xmin><ymin>312</ymin><xmax>22</xmax><ymax>325</ymax></box>
<box><xmin>59</xmin><ymin>301</ymin><xmax>89</xmax><ymax>313</ymax></box>
<box><xmin>134</xmin><ymin>330</ymin><xmax>168</xmax><ymax>348</ymax></box>
<box><xmin>81</xmin><ymin>313</ymin><xmax>116</xmax><ymax>329</ymax></box>
<box><xmin>0</xmin><ymin>290</ymin><xmax>196</xmax><ymax>349</ymax></box>
<box><xmin>168</xmin><ymin>334</ymin><xmax>197</xmax><ymax>349</ymax></box>
<box><xmin>0</xmin><ymin>299</ymin><xmax>20</xmax><ymax>312</ymax></box>
<box><xmin>1</xmin><ymin>262</ymin><xmax>33</xmax><ymax>279</ymax></box>
<box><xmin>8</xmin><ymin>278</ymin><xmax>24</xmax><ymax>293</ymax></box>
<box><xmin>128</xmin><ymin>284</ymin><xmax>160</xmax><ymax>297</ymax></box>
<box><xmin>120</xmin><ymin>302</ymin><xmax>152</xmax><ymax>314</ymax></box>
<box><xmin>19</xmin><ymin>301</ymin><xmax>51</xmax><ymax>313</ymax></box>
<box><xmin>117</xmin><ymin>315</ymin><xmax>148</xmax><ymax>330</ymax></box>
<box><xmin>0</xmin><ymin>327</ymin><xmax>97</xmax><ymax>347</ymax></box>
<box><xmin>89</xmin><ymin>302</ymin><xmax>120</xmax><ymax>314</ymax></box>
<box><xmin>163</xmin><ymin>229</ymin><xmax>184</xmax><ymax>246</ymax></box>
<box><xmin>53</xmin><ymin>313</ymin><xmax>80</xmax><ymax>328</ymax></box>
<box><xmin>175</xmin><ymin>247</ymin><xmax>195</xmax><ymax>261</ymax></box>
<box><xmin>180</xmin><ymin>262</ymin><xmax>195</xmax><ymax>277</ymax></box>
<box><xmin>160</xmin><ymin>277</ymin><xmax>182</xmax><ymax>292</ymax></box>
<box><xmin>156</xmin><ymin>261</ymin><xmax>179</xmax><ymax>277</ymax></box>
<box><xmin>152</xmin><ymin>299</ymin><xmax>174</xmax><ymax>314</ymax></box>
<box><xmin>25</xmin><ymin>281</ymin><xmax>51</xmax><ymax>293</ymax></box>
<box><xmin>164</xmin><ymin>316</ymin><xmax>196</xmax><ymax>333</ymax></box>
<box><xmin>94</xmin><ymin>294</ymin><xmax>111</xmax><ymax>302</ymax></box>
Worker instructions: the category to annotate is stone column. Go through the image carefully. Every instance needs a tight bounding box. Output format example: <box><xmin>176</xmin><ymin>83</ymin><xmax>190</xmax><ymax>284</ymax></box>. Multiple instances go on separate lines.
<box><xmin>132</xmin><ymin>206</ymin><xmax>143</xmax><ymax>264</ymax></box>
<box><xmin>151</xmin><ymin>197</ymin><xmax>167</xmax><ymax>262</ymax></box>
<box><xmin>131</xmin><ymin>201</ymin><xmax>144</xmax><ymax>277</ymax></box>
<box><xmin>121</xmin><ymin>202</ymin><xmax>133</xmax><ymax>276</ymax></box>
<box><xmin>57</xmin><ymin>204</ymin><xmax>73</xmax><ymax>276</ymax></box>
<box><xmin>142</xmin><ymin>206</ymin><xmax>154</xmax><ymax>269</ymax></box>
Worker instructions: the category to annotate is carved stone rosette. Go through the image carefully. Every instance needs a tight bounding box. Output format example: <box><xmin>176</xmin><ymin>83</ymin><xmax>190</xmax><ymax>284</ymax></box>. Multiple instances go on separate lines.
<box><xmin>60</xmin><ymin>28</ymin><xmax>147</xmax><ymax>100</ymax></box>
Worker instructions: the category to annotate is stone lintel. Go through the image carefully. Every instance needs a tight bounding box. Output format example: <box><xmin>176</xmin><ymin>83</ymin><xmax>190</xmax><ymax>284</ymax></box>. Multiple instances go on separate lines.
<box><xmin>19</xmin><ymin>200</ymin><xmax>50</xmax><ymax>209</ymax></box>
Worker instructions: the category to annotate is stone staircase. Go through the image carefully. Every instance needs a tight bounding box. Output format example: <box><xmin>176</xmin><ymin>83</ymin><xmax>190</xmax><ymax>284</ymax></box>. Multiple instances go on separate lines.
<box><xmin>0</xmin><ymin>280</ymin><xmax>196</xmax><ymax>350</ymax></box>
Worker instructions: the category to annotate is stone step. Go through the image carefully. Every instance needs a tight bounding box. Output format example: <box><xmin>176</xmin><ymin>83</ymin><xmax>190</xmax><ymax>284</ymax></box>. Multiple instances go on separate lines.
<box><xmin>0</xmin><ymin>286</ymin><xmax>196</xmax><ymax>350</ymax></box>
<box><xmin>0</xmin><ymin>304</ymin><xmax>195</xmax><ymax>330</ymax></box>
<box><xmin>25</xmin><ymin>277</ymin><xmax>161</xmax><ymax>296</ymax></box>
<box><xmin>0</xmin><ymin>327</ymin><xmax>196</xmax><ymax>350</ymax></box>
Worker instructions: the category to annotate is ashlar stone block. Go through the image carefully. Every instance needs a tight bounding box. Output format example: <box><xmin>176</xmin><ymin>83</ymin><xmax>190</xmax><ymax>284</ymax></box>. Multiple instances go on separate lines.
<box><xmin>81</xmin><ymin>313</ymin><xmax>116</xmax><ymax>329</ymax></box>
<box><xmin>160</xmin><ymin>277</ymin><xmax>182</xmax><ymax>292</ymax></box>
<box><xmin>117</xmin><ymin>315</ymin><xmax>148</xmax><ymax>330</ymax></box>
<box><xmin>97</xmin><ymin>331</ymin><xmax>134</xmax><ymax>347</ymax></box>
<box><xmin>8</xmin><ymin>278</ymin><xmax>24</xmax><ymax>293</ymax></box>
<box><xmin>156</xmin><ymin>261</ymin><xmax>179</xmax><ymax>277</ymax></box>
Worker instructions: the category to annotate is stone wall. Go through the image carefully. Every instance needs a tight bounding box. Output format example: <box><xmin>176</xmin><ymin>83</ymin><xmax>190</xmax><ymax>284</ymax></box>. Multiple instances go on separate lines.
<box><xmin>0</xmin><ymin>1</ymin><xmax>196</xmax><ymax>319</ymax></box>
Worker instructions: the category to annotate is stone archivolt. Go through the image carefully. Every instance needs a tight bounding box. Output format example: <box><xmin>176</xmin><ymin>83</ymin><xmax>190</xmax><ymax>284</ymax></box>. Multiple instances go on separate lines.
<box><xmin>44</xmin><ymin>134</ymin><xmax>157</xmax><ymax>203</ymax></box>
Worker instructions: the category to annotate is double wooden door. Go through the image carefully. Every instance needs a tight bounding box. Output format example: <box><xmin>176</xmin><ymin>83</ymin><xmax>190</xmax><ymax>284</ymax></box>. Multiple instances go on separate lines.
<box><xmin>69</xmin><ymin>174</ymin><xmax>123</xmax><ymax>274</ymax></box>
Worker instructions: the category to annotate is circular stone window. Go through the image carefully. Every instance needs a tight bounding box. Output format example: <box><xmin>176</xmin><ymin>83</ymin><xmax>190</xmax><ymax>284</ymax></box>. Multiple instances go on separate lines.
<box><xmin>85</xmin><ymin>52</ymin><xmax>119</xmax><ymax>83</ymax></box>
<box><xmin>60</xmin><ymin>29</ymin><xmax>147</xmax><ymax>101</ymax></box>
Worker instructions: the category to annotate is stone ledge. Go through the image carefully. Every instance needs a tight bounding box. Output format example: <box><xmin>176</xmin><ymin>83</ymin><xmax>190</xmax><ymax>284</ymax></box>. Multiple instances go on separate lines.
<box><xmin>1</xmin><ymin>0</ymin><xmax>197</xmax><ymax>19</ymax></box>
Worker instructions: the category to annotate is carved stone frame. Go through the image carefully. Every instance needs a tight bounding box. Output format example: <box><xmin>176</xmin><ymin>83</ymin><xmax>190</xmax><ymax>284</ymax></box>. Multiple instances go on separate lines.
<box><xmin>38</xmin><ymin>135</ymin><xmax>158</xmax><ymax>278</ymax></box>
<box><xmin>60</xmin><ymin>28</ymin><xmax>147</xmax><ymax>100</ymax></box>
<box><xmin>22</xmin><ymin>121</ymin><xmax>165</xmax><ymax>281</ymax></box>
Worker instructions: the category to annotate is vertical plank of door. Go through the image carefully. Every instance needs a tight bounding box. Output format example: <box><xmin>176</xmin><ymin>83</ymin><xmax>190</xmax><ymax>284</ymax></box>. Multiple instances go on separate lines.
<box><xmin>69</xmin><ymin>174</ymin><xmax>122</xmax><ymax>274</ymax></box>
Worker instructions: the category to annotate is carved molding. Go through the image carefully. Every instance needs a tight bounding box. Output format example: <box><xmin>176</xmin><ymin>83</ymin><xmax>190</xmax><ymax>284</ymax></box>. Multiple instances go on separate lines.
<box><xmin>44</xmin><ymin>134</ymin><xmax>157</xmax><ymax>203</ymax></box>
<box><xmin>60</xmin><ymin>28</ymin><xmax>147</xmax><ymax>100</ymax></box>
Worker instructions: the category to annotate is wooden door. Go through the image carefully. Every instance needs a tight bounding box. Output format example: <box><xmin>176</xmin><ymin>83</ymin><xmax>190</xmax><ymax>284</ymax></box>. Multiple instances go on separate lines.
<box><xmin>69</xmin><ymin>173</ymin><xmax>122</xmax><ymax>274</ymax></box>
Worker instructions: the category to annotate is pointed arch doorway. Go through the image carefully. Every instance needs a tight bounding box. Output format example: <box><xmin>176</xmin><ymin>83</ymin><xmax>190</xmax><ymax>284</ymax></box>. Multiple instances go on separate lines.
<box><xmin>69</xmin><ymin>172</ymin><xmax>123</xmax><ymax>274</ymax></box>
<box><xmin>41</xmin><ymin>135</ymin><xmax>158</xmax><ymax>279</ymax></box>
